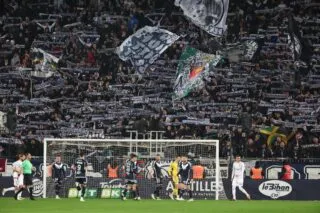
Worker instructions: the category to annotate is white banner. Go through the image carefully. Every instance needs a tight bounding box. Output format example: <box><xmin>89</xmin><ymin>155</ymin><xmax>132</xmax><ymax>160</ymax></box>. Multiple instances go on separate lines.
<box><xmin>175</xmin><ymin>0</ymin><xmax>229</xmax><ymax>37</ymax></box>
<box><xmin>116</xmin><ymin>26</ymin><xmax>179</xmax><ymax>74</ymax></box>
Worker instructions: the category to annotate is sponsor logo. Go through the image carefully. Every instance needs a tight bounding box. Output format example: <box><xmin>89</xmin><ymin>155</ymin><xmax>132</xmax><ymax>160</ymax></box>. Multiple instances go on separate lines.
<box><xmin>68</xmin><ymin>188</ymin><xmax>98</xmax><ymax>198</ymax></box>
<box><xmin>259</xmin><ymin>180</ymin><xmax>292</xmax><ymax>199</ymax></box>
<box><xmin>68</xmin><ymin>188</ymin><xmax>80</xmax><ymax>198</ymax></box>
<box><xmin>101</xmin><ymin>189</ymin><xmax>112</xmax><ymax>198</ymax></box>
<box><xmin>99</xmin><ymin>179</ymin><xmax>125</xmax><ymax>188</ymax></box>
<box><xmin>86</xmin><ymin>188</ymin><xmax>98</xmax><ymax>198</ymax></box>
<box><xmin>68</xmin><ymin>187</ymin><xmax>122</xmax><ymax>199</ymax></box>
<box><xmin>166</xmin><ymin>180</ymin><xmax>223</xmax><ymax>197</ymax></box>
<box><xmin>101</xmin><ymin>188</ymin><xmax>123</xmax><ymax>199</ymax></box>
<box><xmin>32</xmin><ymin>179</ymin><xmax>43</xmax><ymax>197</ymax></box>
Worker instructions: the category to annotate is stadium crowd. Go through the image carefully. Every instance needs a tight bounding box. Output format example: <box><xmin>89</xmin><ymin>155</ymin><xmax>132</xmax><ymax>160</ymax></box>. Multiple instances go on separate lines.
<box><xmin>0</xmin><ymin>0</ymin><xmax>319</xmax><ymax>160</ymax></box>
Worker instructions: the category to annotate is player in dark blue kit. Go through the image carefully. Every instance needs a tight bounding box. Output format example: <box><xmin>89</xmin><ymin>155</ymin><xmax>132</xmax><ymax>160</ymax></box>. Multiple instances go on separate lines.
<box><xmin>177</xmin><ymin>155</ymin><xmax>193</xmax><ymax>201</ymax></box>
<box><xmin>51</xmin><ymin>154</ymin><xmax>67</xmax><ymax>199</ymax></box>
<box><xmin>122</xmin><ymin>153</ymin><xmax>141</xmax><ymax>201</ymax></box>
<box><xmin>73</xmin><ymin>152</ymin><xmax>88</xmax><ymax>202</ymax></box>
<box><xmin>151</xmin><ymin>154</ymin><xmax>163</xmax><ymax>200</ymax></box>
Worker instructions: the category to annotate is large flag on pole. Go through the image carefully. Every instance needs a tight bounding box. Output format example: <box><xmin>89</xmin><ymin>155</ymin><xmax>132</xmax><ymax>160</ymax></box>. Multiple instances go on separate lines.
<box><xmin>175</xmin><ymin>0</ymin><xmax>229</xmax><ymax>37</ymax></box>
<box><xmin>288</xmin><ymin>13</ymin><xmax>313</xmax><ymax>66</ymax></box>
<box><xmin>173</xmin><ymin>47</ymin><xmax>221</xmax><ymax>100</ymax></box>
<box><xmin>116</xmin><ymin>26</ymin><xmax>179</xmax><ymax>74</ymax></box>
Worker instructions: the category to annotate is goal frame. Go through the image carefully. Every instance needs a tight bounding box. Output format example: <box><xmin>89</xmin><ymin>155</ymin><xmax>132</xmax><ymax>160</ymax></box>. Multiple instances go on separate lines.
<box><xmin>43</xmin><ymin>138</ymin><xmax>220</xmax><ymax>200</ymax></box>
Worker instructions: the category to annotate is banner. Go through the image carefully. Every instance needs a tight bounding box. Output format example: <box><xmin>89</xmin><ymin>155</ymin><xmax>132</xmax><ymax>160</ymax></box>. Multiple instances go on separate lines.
<box><xmin>116</xmin><ymin>26</ymin><xmax>179</xmax><ymax>74</ymax></box>
<box><xmin>257</xmin><ymin>161</ymin><xmax>320</xmax><ymax>180</ymax></box>
<box><xmin>173</xmin><ymin>47</ymin><xmax>221</xmax><ymax>99</ymax></box>
<box><xmin>2</xmin><ymin>176</ymin><xmax>320</xmax><ymax>200</ymax></box>
<box><xmin>223</xmin><ymin>179</ymin><xmax>320</xmax><ymax>200</ymax></box>
<box><xmin>175</xmin><ymin>0</ymin><xmax>229</xmax><ymax>37</ymax></box>
<box><xmin>0</xmin><ymin>177</ymin><xmax>225</xmax><ymax>199</ymax></box>
<box><xmin>287</xmin><ymin>14</ymin><xmax>313</xmax><ymax>65</ymax></box>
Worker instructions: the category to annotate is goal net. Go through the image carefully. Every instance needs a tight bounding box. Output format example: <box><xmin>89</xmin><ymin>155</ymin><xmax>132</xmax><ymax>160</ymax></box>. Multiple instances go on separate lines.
<box><xmin>43</xmin><ymin>138</ymin><xmax>224</xmax><ymax>200</ymax></box>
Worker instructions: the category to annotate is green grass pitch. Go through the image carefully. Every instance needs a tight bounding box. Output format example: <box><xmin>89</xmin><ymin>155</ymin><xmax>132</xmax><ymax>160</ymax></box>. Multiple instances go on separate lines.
<box><xmin>0</xmin><ymin>198</ymin><xmax>319</xmax><ymax>213</ymax></box>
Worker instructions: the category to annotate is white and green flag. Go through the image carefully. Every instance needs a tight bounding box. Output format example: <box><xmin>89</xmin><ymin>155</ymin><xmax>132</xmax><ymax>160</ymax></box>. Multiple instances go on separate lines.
<box><xmin>173</xmin><ymin>47</ymin><xmax>221</xmax><ymax>100</ymax></box>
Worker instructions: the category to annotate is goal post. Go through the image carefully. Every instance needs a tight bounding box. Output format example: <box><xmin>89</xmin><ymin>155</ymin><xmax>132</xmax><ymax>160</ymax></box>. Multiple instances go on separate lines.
<box><xmin>43</xmin><ymin>138</ymin><xmax>220</xmax><ymax>200</ymax></box>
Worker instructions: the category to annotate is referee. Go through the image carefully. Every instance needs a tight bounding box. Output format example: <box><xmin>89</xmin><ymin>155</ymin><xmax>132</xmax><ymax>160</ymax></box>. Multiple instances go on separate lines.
<box><xmin>15</xmin><ymin>153</ymin><xmax>35</xmax><ymax>200</ymax></box>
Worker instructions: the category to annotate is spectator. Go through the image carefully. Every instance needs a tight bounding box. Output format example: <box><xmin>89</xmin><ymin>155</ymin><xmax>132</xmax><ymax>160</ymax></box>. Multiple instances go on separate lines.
<box><xmin>258</xmin><ymin>143</ymin><xmax>273</xmax><ymax>159</ymax></box>
<box><xmin>288</xmin><ymin>131</ymin><xmax>305</xmax><ymax>159</ymax></box>
<box><xmin>107</xmin><ymin>162</ymin><xmax>119</xmax><ymax>178</ymax></box>
<box><xmin>250</xmin><ymin>161</ymin><xmax>264</xmax><ymax>179</ymax></box>
<box><xmin>192</xmin><ymin>161</ymin><xmax>205</xmax><ymax>180</ymax></box>
<box><xmin>309</xmin><ymin>137</ymin><xmax>320</xmax><ymax>158</ymax></box>
<box><xmin>274</xmin><ymin>141</ymin><xmax>289</xmax><ymax>158</ymax></box>
<box><xmin>279</xmin><ymin>161</ymin><xmax>292</xmax><ymax>180</ymax></box>
<box><xmin>246</xmin><ymin>138</ymin><xmax>257</xmax><ymax>158</ymax></box>
<box><xmin>128</xmin><ymin>12</ymin><xmax>139</xmax><ymax>34</ymax></box>
<box><xmin>0</xmin><ymin>0</ymin><xmax>319</xmax><ymax>160</ymax></box>
<box><xmin>221</xmin><ymin>141</ymin><xmax>235</xmax><ymax>161</ymax></box>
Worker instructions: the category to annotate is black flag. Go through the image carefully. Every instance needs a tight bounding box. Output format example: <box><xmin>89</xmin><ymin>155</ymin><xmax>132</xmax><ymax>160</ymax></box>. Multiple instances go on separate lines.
<box><xmin>288</xmin><ymin>13</ymin><xmax>313</xmax><ymax>66</ymax></box>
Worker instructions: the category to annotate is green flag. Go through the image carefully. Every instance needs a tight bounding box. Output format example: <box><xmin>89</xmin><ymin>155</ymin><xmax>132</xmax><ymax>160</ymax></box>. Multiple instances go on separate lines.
<box><xmin>173</xmin><ymin>47</ymin><xmax>221</xmax><ymax>100</ymax></box>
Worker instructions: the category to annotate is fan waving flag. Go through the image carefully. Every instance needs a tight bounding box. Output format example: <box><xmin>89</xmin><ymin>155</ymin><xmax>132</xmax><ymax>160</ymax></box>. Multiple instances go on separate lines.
<box><xmin>175</xmin><ymin>0</ymin><xmax>229</xmax><ymax>37</ymax></box>
<box><xmin>173</xmin><ymin>47</ymin><xmax>221</xmax><ymax>100</ymax></box>
<box><xmin>259</xmin><ymin>126</ymin><xmax>296</xmax><ymax>148</ymax></box>
<box><xmin>116</xmin><ymin>26</ymin><xmax>180</xmax><ymax>74</ymax></box>
<box><xmin>288</xmin><ymin>13</ymin><xmax>313</xmax><ymax>66</ymax></box>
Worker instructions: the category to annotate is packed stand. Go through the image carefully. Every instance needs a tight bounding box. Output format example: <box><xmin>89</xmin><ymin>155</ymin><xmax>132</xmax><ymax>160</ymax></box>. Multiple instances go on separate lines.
<box><xmin>0</xmin><ymin>0</ymin><xmax>319</xmax><ymax>159</ymax></box>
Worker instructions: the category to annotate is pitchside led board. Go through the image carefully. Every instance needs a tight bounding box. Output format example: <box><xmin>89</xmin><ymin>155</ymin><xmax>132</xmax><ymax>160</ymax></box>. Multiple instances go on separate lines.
<box><xmin>68</xmin><ymin>188</ymin><xmax>124</xmax><ymax>199</ymax></box>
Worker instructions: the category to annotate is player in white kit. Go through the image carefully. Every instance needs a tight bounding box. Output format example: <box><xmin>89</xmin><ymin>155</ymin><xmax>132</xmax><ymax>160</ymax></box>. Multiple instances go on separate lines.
<box><xmin>2</xmin><ymin>153</ymin><xmax>25</xmax><ymax>200</ymax></box>
<box><xmin>231</xmin><ymin>155</ymin><xmax>251</xmax><ymax>201</ymax></box>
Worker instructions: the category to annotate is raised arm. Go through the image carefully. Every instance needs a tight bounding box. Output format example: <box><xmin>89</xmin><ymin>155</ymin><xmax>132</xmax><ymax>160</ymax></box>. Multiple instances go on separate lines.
<box><xmin>49</xmin><ymin>22</ymin><xmax>56</xmax><ymax>31</ymax></box>
<box><xmin>36</xmin><ymin>22</ymin><xmax>46</xmax><ymax>29</ymax></box>
<box><xmin>78</xmin><ymin>36</ymin><xmax>92</xmax><ymax>48</ymax></box>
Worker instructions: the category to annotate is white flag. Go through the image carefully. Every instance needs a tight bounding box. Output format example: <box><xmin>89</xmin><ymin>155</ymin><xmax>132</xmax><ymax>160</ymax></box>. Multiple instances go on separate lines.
<box><xmin>116</xmin><ymin>26</ymin><xmax>179</xmax><ymax>74</ymax></box>
<box><xmin>175</xmin><ymin>0</ymin><xmax>229</xmax><ymax>37</ymax></box>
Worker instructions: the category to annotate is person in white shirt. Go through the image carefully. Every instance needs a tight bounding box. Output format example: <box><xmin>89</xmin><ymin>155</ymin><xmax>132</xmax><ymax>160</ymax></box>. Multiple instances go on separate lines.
<box><xmin>231</xmin><ymin>155</ymin><xmax>251</xmax><ymax>201</ymax></box>
<box><xmin>2</xmin><ymin>153</ymin><xmax>25</xmax><ymax>200</ymax></box>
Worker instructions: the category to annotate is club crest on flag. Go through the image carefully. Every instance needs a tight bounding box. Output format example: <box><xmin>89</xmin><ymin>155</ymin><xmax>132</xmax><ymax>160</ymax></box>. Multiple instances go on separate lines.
<box><xmin>173</xmin><ymin>47</ymin><xmax>221</xmax><ymax>100</ymax></box>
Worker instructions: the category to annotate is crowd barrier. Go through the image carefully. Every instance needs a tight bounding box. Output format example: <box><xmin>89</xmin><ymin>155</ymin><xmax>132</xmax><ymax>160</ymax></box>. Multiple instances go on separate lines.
<box><xmin>223</xmin><ymin>179</ymin><xmax>320</xmax><ymax>200</ymax></box>
<box><xmin>1</xmin><ymin>176</ymin><xmax>320</xmax><ymax>200</ymax></box>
